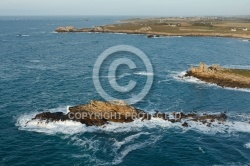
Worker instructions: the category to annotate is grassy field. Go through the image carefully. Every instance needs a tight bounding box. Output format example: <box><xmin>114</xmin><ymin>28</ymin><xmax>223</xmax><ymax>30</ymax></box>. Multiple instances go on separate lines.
<box><xmin>223</xmin><ymin>69</ymin><xmax>250</xmax><ymax>78</ymax></box>
<box><xmin>102</xmin><ymin>17</ymin><xmax>250</xmax><ymax>37</ymax></box>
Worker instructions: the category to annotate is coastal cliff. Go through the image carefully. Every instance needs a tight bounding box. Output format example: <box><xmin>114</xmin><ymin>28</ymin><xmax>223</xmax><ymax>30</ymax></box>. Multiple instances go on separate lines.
<box><xmin>185</xmin><ymin>63</ymin><xmax>250</xmax><ymax>88</ymax></box>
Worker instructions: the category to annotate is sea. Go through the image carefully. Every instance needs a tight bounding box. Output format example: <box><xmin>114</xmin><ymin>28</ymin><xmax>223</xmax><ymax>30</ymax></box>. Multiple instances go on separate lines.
<box><xmin>0</xmin><ymin>16</ymin><xmax>250</xmax><ymax>166</ymax></box>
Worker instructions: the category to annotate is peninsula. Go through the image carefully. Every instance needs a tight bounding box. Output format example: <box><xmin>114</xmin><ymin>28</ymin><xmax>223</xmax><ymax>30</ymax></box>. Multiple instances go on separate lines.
<box><xmin>185</xmin><ymin>63</ymin><xmax>250</xmax><ymax>89</ymax></box>
<box><xmin>55</xmin><ymin>17</ymin><xmax>250</xmax><ymax>39</ymax></box>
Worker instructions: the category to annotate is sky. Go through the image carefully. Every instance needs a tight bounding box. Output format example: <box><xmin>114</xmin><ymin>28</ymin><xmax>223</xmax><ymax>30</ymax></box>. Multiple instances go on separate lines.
<box><xmin>0</xmin><ymin>0</ymin><xmax>250</xmax><ymax>16</ymax></box>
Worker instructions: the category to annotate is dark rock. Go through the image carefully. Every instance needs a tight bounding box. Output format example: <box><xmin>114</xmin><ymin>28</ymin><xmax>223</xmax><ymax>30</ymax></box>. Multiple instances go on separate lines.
<box><xmin>201</xmin><ymin>120</ymin><xmax>207</xmax><ymax>124</ymax></box>
<box><xmin>77</xmin><ymin>117</ymin><xmax>108</xmax><ymax>126</ymax></box>
<box><xmin>147</xmin><ymin>35</ymin><xmax>154</xmax><ymax>38</ymax></box>
<box><xmin>33</xmin><ymin>112</ymin><xmax>69</xmax><ymax>121</ymax></box>
<box><xmin>173</xmin><ymin>112</ymin><xmax>182</xmax><ymax>119</ymax></box>
<box><xmin>31</xmin><ymin>101</ymin><xmax>229</xmax><ymax>127</ymax></box>
<box><xmin>32</xmin><ymin>101</ymin><xmax>147</xmax><ymax>126</ymax></box>
<box><xmin>141</xmin><ymin>113</ymin><xmax>151</xmax><ymax>121</ymax></box>
<box><xmin>169</xmin><ymin>119</ymin><xmax>181</xmax><ymax>123</ymax></box>
<box><xmin>182</xmin><ymin>122</ymin><xmax>189</xmax><ymax>127</ymax></box>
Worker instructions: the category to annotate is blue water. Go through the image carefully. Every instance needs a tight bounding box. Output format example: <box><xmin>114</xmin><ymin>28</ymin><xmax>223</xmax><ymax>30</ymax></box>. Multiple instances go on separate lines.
<box><xmin>1</xmin><ymin>16</ymin><xmax>250</xmax><ymax>166</ymax></box>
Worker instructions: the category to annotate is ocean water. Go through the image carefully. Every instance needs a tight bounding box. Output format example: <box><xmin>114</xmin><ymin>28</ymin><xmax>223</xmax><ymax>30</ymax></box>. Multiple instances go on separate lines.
<box><xmin>1</xmin><ymin>16</ymin><xmax>250</xmax><ymax>166</ymax></box>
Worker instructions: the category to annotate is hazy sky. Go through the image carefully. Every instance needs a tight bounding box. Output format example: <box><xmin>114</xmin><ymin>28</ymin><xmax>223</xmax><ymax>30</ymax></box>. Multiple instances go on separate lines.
<box><xmin>0</xmin><ymin>0</ymin><xmax>250</xmax><ymax>16</ymax></box>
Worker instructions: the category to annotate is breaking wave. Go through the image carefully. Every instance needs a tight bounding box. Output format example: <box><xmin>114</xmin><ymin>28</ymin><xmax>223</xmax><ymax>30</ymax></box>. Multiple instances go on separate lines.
<box><xmin>242</xmin><ymin>39</ymin><xmax>249</xmax><ymax>42</ymax></box>
<box><xmin>16</xmin><ymin>106</ymin><xmax>250</xmax><ymax>136</ymax></box>
<box><xmin>16</xmin><ymin>106</ymin><xmax>250</xmax><ymax>165</ymax></box>
<box><xmin>244</xmin><ymin>142</ymin><xmax>250</xmax><ymax>149</ymax></box>
<box><xmin>134</xmin><ymin>71</ymin><xmax>154</xmax><ymax>76</ymax></box>
<box><xmin>69</xmin><ymin>132</ymin><xmax>161</xmax><ymax>165</ymax></box>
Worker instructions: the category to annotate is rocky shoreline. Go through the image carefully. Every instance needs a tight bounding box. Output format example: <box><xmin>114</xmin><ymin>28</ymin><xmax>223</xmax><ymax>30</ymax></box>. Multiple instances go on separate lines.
<box><xmin>184</xmin><ymin>63</ymin><xmax>250</xmax><ymax>89</ymax></box>
<box><xmin>30</xmin><ymin>100</ymin><xmax>227</xmax><ymax>128</ymax></box>
<box><xmin>55</xmin><ymin>26</ymin><xmax>250</xmax><ymax>39</ymax></box>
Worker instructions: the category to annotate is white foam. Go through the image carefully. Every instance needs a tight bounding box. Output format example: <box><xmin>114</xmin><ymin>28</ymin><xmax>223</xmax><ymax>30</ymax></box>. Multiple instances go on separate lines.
<box><xmin>244</xmin><ymin>142</ymin><xmax>250</xmax><ymax>149</ymax></box>
<box><xmin>173</xmin><ymin>70</ymin><xmax>212</xmax><ymax>85</ymax></box>
<box><xmin>114</xmin><ymin>33</ymin><xmax>126</xmax><ymax>35</ymax></box>
<box><xmin>66</xmin><ymin>106</ymin><xmax>70</xmax><ymax>113</ymax></box>
<box><xmin>117</xmin><ymin>73</ymin><xmax>131</xmax><ymax>79</ymax></box>
<box><xmin>16</xmin><ymin>108</ymin><xmax>250</xmax><ymax>136</ymax></box>
<box><xmin>15</xmin><ymin>106</ymin><xmax>85</xmax><ymax>135</ymax></box>
<box><xmin>111</xmin><ymin>135</ymin><xmax>161</xmax><ymax>165</ymax></box>
<box><xmin>16</xmin><ymin>107</ymin><xmax>250</xmax><ymax>165</ymax></box>
<box><xmin>71</xmin><ymin>136</ymin><xmax>101</xmax><ymax>151</ymax></box>
<box><xmin>186</xmin><ymin>120</ymin><xmax>250</xmax><ymax>134</ymax></box>
<box><xmin>113</xmin><ymin>132</ymin><xmax>150</xmax><ymax>149</ymax></box>
<box><xmin>18</xmin><ymin>34</ymin><xmax>30</xmax><ymax>37</ymax></box>
<box><xmin>162</xmin><ymin>36</ymin><xmax>183</xmax><ymax>38</ymax></box>
<box><xmin>199</xmin><ymin>147</ymin><xmax>205</xmax><ymax>154</ymax></box>
<box><xmin>242</xmin><ymin>39</ymin><xmax>249</xmax><ymax>42</ymax></box>
<box><xmin>223</xmin><ymin>87</ymin><xmax>250</xmax><ymax>93</ymax></box>
<box><xmin>18</xmin><ymin>119</ymin><xmax>86</xmax><ymax>135</ymax></box>
<box><xmin>134</xmin><ymin>71</ymin><xmax>154</xmax><ymax>76</ymax></box>
<box><xmin>68</xmin><ymin>132</ymin><xmax>161</xmax><ymax>165</ymax></box>
<box><xmin>88</xmin><ymin>32</ymin><xmax>101</xmax><ymax>34</ymax></box>
<box><xmin>157</xmin><ymin>79</ymin><xmax>172</xmax><ymax>84</ymax></box>
<box><xmin>16</xmin><ymin>111</ymin><xmax>175</xmax><ymax>135</ymax></box>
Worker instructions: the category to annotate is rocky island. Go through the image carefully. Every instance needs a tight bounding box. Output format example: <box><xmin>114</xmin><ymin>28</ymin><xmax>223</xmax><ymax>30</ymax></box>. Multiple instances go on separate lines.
<box><xmin>30</xmin><ymin>100</ymin><xmax>227</xmax><ymax>128</ymax></box>
<box><xmin>184</xmin><ymin>63</ymin><xmax>250</xmax><ymax>89</ymax></box>
<box><xmin>55</xmin><ymin>17</ymin><xmax>250</xmax><ymax>39</ymax></box>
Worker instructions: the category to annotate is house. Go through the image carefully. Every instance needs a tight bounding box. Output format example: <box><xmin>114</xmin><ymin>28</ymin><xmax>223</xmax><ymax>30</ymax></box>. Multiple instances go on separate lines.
<box><xmin>231</xmin><ymin>28</ymin><xmax>237</xmax><ymax>32</ymax></box>
<box><xmin>243</xmin><ymin>28</ymin><xmax>248</xmax><ymax>31</ymax></box>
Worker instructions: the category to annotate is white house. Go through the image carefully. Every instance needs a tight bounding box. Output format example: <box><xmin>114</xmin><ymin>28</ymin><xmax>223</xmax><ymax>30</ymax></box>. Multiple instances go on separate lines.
<box><xmin>231</xmin><ymin>28</ymin><xmax>237</xmax><ymax>32</ymax></box>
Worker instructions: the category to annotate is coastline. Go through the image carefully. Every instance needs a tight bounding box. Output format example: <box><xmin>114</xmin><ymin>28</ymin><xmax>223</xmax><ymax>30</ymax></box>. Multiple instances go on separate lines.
<box><xmin>55</xmin><ymin>28</ymin><xmax>250</xmax><ymax>39</ymax></box>
<box><xmin>55</xmin><ymin>16</ymin><xmax>250</xmax><ymax>39</ymax></box>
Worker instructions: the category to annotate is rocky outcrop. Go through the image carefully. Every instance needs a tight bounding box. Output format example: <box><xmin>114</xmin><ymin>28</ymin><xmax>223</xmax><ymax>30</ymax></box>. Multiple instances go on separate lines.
<box><xmin>55</xmin><ymin>26</ymin><xmax>108</xmax><ymax>33</ymax></box>
<box><xmin>32</xmin><ymin>100</ymin><xmax>150</xmax><ymax>126</ymax></box>
<box><xmin>31</xmin><ymin>100</ymin><xmax>228</xmax><ymax>127</ymax></box>
<box><xmin>68</xmin><ymin>100</ymin><xmax>150</xmax><ymax>124</ymax></box>
<box><xmin>55</xmin><ymin>26</ymin><xmax>77</xmax><ymax>32</ymax></box>
<box><xmin>147</xmin><ymin>34</ymin><xmax>161</xmax><ymax>38</ymax></box>
<box><xmin>137</xmin><ymin>26</ymin><xmax>152</xmax><ymax>32</ymax></box>
<box><xmin>33</xmin><ymin>112</ymin><xmax>69</xmax><ymax>121</ymax></box>
<box><xmin>185</xmin><ymin>63</ymin><xmax>250</xmax><ymax>88</ymax></box>
<box><xmin>94</xmin><ymin>26</ymin><xmax>105</xmax><ymax>32</ymax></box>
<box><xmin>147</xmin><ymin>35</ymin><xmax>154</xmax><ymax>38</ymax></box>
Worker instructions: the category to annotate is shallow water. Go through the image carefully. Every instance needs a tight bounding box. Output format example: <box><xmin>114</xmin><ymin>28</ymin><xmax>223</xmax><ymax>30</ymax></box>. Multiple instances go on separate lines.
<box><xmin>1</xmin><ymin>16</ymin><xmax>250</xmax><ymax>166</ymax></box>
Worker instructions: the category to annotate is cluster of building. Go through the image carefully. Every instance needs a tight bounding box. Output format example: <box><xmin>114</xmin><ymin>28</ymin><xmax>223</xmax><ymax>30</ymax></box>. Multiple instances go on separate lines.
<box><xmin>231</xmin><ymin>27</ymin><xmax>248</xmax><ymax>32</ymax></box>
